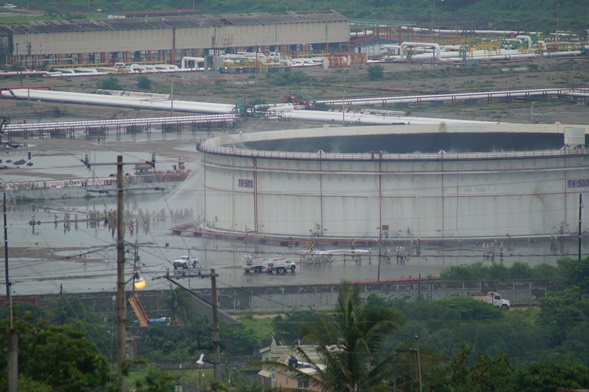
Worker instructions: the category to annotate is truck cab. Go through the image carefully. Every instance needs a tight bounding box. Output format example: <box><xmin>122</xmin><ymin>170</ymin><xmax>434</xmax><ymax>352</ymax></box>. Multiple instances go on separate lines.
<box><xmin>474</xmin><ymin>291</ymin><xmax>511</xmax><ymax>311</ymax></box>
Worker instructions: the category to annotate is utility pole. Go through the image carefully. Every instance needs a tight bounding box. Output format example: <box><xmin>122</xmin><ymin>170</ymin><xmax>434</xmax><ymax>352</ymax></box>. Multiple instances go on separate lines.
<box><xmin>115</xmin><ymin>155</ymin><xmax>126</xmax><ymax>392</ymax></box>
<box><xmin>579</xmin><ymin>193</ymin><xmax>583</xmax><ymax>261</ymax></box>
<box><xmin>4</xmin><ymin>193</ymin><xmax>18</xmax><ymax>392</ymax></box>
<box><xmin>416</xmin><ymin>335</ymin><xmax>423</xmax><ymax>392</ymax></box>
<box><xmin>170</xmin><ymin>80</ymin><xmax>174</xmax><ymax>116</ymax></box>
<box><xmin>210</xmin><ymin>269</ymin><xmax>221</xmax><ymax>384</ymax></box>
<box><xmin>15</xmin><ymin>42</ymin><xmax>22</xmax><ymax>87</ymax></box>
<box><xmin>342</xmin><ymin>91</ymin><xmax>345</xmax><ymax>127</ymax></box>
<box><xmin>81</xmin><ymin>154</ymin><xmax>157</xmax><ymax>392</ymax></box>
<box><xmin>159</xmin><ymin>269</ymin><xmax>221</xmax><ymax>384</ymax></box>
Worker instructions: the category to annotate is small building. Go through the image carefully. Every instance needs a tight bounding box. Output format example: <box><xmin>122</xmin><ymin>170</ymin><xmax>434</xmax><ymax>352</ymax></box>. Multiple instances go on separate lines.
<box><xmin>258</xmin><ymin>338</ymin><xmax>325</xmax><ymax>390</ymax></box>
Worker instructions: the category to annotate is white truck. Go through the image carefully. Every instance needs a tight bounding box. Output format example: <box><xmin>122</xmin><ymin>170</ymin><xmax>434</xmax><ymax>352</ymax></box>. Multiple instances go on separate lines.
<box><xmin>262</xmin><ymin>256</ymin><xmax>296</xmax><ymax>274</ymax></box>
<box><xmin>241</xmin><ymin>254</ymin><xmax>296</xmax><ymax>274</ymax></box>
<box><xmin>173</xmin><ymin>255</ymin><xmax>200</xmax><ymax>271</ymax></box>
<box><xmin>241</xmin><ymin>253</ymin><xmax>264</xmax><ymax>273</ymax></box>
<box><xmin>473</xmin><ymin>292</ymin><xmax>510</xmax><ymax>311</ymax></box>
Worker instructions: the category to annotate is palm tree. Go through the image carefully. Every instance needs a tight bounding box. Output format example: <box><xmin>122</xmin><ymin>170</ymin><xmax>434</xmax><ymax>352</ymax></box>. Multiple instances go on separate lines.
<box><xmin>293</xmin><ymin>282</ymin><xmax>404</xmax><ymax>392</ymax></box>
<box><xmin>158</xmin><ymin>286</ymin><xmax>194</xmax><ymax>325</ymax></box>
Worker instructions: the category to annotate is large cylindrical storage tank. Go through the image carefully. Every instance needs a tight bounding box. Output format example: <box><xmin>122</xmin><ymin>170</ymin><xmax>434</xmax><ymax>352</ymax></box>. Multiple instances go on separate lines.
<box><xmin>198</xmin><ymin>124</ymin><xmax>589</xmax><ymax>240</ymax></box>
<box><xmin>349</xmin><ymin>52</ymin><xmax>367</xmax><ymax>65</ymax></box>
<box><xmin>322</xmin><ymin>55</ymin><xmax>350</xmax><ymax>70</ymax></box>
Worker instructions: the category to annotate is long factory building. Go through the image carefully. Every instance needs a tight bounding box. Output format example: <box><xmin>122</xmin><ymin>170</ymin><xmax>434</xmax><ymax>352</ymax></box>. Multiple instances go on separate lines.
<box><xmin>0</xmin><ymin>10</ymin><xmax>349</xmax><ymax>70</ymax></box>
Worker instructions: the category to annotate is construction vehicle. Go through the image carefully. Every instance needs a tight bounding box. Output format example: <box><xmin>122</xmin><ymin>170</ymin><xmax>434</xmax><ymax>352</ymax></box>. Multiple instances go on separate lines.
<box><xmin>128</xmin><ymin>291</ymin><xmax>150</xmax><ymax>327</ymax></box>
<box><xmin>129</xmin><ymin>292</ymin><xmax>170</xmax><ymax>326</ymax></box>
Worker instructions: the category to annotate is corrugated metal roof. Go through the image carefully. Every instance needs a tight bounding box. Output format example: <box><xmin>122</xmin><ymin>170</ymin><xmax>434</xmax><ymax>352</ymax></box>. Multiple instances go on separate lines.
<box><xmin>2</xmin><ymin>10</ymin><xmax>347</xmax><ymax>35</ymax></box>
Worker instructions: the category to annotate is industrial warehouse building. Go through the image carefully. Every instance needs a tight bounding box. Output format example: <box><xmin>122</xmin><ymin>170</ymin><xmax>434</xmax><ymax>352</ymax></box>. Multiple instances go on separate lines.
<box><xmin>0</xmin><ymin>10</ymin><xmax>349</xmax><ymax>70</ymax></box>
<box><xmin>198</xmin><ymin>123</ymin><xmax>589</xmax><ymax>241</ymax></box>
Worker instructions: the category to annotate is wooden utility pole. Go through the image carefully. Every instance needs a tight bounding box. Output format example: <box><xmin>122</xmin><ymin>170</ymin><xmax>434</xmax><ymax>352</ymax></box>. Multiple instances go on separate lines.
<box><xmin>80</xmin><ymin>153</ymin><xmax>157</xmax><ymax>392</ymax></box>
<box><xmin>116</xmin><ymin>155</ymin><xmax>126</xmax><ymax>392</ymax></box>
<box><xmin>210</xmin><ymin>269</ymin><xmax>221</xmax><ymax>384</ymax></box>
<box><xmin>579</xmin><ymin>193</ymin><xmax>583</xmax><ymax>261</ymax></box>
<box><xmin>4</xmin><ymin>192</ymin><xmax>18</xmax><ymax>392</ymax></box>
<box><xmin>160</xmin><ymin>270</ymin><xmax>221</xmax><ymax>384</ymax></box>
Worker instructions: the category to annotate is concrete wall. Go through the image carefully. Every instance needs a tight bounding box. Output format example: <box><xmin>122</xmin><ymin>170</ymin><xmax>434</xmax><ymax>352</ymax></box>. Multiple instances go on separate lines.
<box><xmin>29</xmin><ymin>279</ymin><xmax>563</xmax><ymax>319</ymax></box>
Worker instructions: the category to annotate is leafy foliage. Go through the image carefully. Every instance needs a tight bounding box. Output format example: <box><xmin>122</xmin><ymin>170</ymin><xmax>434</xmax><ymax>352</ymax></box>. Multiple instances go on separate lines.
<box><xmin>13</xmin><ymin>0</ymin><xmax>589</xmax><ymax>33</ymax></box>
<box><xmin>441</xmin><ymin>261</ymin><xmax>560</xmax><ymax>281</ymax></box>
<box><xmin>268</xmin><ymin>70</ymin><xmax>309</xmax><ymax>87</ymax></box>
<box><xmin>294</xmin><ymin>282</ymin><xmax>404</xmax><ymax>391</ymax></box>
<box><xmin>99</xmin><ymin>75</ymin><xmax>122</xmax><ymax>90</ymax></box>
<box><xmin>557</xmin><ymin>256</ymin><xmax>589</xmax><ymax>293</ymax></box>
<box><xmin>137</xmin><ymin>75</ymin><xmax>153</xmax><ymax>90</ymax></box>
<box><xmin>271</xmin><ymin>310</ymin><xmax>318</xmax><ymax>344</ymax></box>
<box><xmin>0</xmin><ymin>310</ymin><xmax>111</xmax><ymax>392</ymax></box>
<box><xmin>367</xmin><ymin>65</ymin><xmax>384</xmax><ymax>81</ymax></box>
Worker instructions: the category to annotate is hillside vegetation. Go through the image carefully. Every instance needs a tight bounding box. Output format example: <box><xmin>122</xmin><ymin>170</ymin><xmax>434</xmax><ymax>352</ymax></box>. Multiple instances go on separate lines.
<box><xmin>4</xmin><ymin>0</ymin><xmax>589</xmax><ymax>35</ymax></box>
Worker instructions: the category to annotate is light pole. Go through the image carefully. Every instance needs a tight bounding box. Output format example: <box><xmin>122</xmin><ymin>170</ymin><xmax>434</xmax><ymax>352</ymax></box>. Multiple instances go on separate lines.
<box><xmin>431</xmin><ymin>1</ymin><xmax>435</xmax><ymax>42</ymax></box>
<box><xmin>531</xmin><ymin>101</ymin><xmax>535</xmax><ymax>123</ymax></box>
<box><xmin>170</xmin><ymin>80</ymin><xmax>174</xmax><ymax>116</ymax></box>
<box><xmin>15</xmin><ymin>42</ymin><xmax>22</xmax><ymax>86</ymax></box>
<box><xmin>376</xmin><ymin>228</ymin><xmax>381</xmax><ymax>282</ymax></box>
<box><xmin>342</xmin><ymin>91</ymin><xmax>345</xmax><ymax>126</ymax></box>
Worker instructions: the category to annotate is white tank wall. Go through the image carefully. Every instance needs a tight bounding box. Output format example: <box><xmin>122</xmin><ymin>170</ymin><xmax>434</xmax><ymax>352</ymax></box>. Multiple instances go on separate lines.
<box><xmin>201</xmin><ymin>150</ymin><xmax>588</xmax><ymax>240</ymax></box>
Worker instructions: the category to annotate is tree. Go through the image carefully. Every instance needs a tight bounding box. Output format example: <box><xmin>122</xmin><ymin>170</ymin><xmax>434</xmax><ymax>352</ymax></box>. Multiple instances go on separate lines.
<box><xmin>557</xmin><ymin>256</ymin><xmax>589</xmax><ymax>294</ymax></box>
<box><xmin>158</xmin><ymin>286</ymin><xmax>195</xmax><ymax>325</ymax></box>
<box><xmin>0</xmin><ymin>312</ymin><xmax>111</xmax><ymax>391</ymax></box>
<box><xmin>367</xmin><ymin>65</ymin><xmax>384</xmax><ymax>81</ymax></box>
<box><xmin>137</xmin><ymin>75</ymin><xmax>153</xmax><ymax>90</ymax></box>
<box><xmin>294</xmin><ymin>282</ymin><xmax>405</xmax><ymax>391</ymax></box>
<box><xmin>133</xmin><ymin>368</ymin><xmax>176</xmax><ymax>392</ymax></box>
<box><xmin>538</xmin><ymin>287</ymin><xmax>589</xmax><ymax>347</ymax></box>
<box><xmin>100</xmin><ymin>75</ymin><xmax>122</xmax><ymax>90</ymax></box>
<box><xmin>427</xmin><ymin>345</ymin><xmax>515</xmax><ymax>392</ymax></box>
<box><xmin>272</xmin><ymin>310</ymin><xmax>317</xmax><ymax>343</ymax></box>
<box><xmin>512</xmin><ymin>361</ymin><xmax>589</xmax><ymax>392</ymax></box>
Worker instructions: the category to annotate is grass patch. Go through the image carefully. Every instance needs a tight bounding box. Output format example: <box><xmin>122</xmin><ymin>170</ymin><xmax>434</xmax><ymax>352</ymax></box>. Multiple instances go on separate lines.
<box><xmin>237</xmin><ymin>314</ymin><xmax>274</xmax><ymax>340</ymax></box>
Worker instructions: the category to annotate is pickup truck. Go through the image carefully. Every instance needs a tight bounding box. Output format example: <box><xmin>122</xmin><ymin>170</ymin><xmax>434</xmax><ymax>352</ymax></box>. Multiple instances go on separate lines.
<box><xmin>473</xmin><ymin>291</ymin><xmax>510</xmax><ymax>311</ymax></box>
<box><xmin>173</xmin><ymin>255</ymin><xmax>200</xmax><ymax>270</ymax></box>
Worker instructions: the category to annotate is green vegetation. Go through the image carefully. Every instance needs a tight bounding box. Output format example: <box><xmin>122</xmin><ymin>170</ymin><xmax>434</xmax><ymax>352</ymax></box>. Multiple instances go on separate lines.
<box><xmin>99</xmin><ymin>75</ymin><xmax>122</xmax><ymax>90</ymax></box>
<box><xmin>367</xmin><ymin>64</ymin><xmax>384</xmax><ymax>81</ymax></box>
<box><xmin>2</xmin><ymin>257</ymin><xmax>589</xmax><ymax>390</ymax></box>
<box><xmin>440</xmin><ymin>261</ymin><xmax>561</xmax><ymax>281</ymax></box>
<box><xmin>295</xmin><ymin>282</ymin><xmax>405</xmax><ymax>391</ymax></box>
<box><xmin>268</xmin><ymin>70</ymin><xmax>309</xmax><ymax>87</ymax></box>
<box><xmin>137</xmin><ymin>75</ymin><xmax>153</xmax><ymax>90</ymax></box>
<box><xmin>0</xmin><ymin>305</ymin><xmax>112</xmax><ymax>392</ymax></box>
<box><xmin>5</xmin><ymin>0</ymin><xmax>586</xmax><ymax>34</ymax></box>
